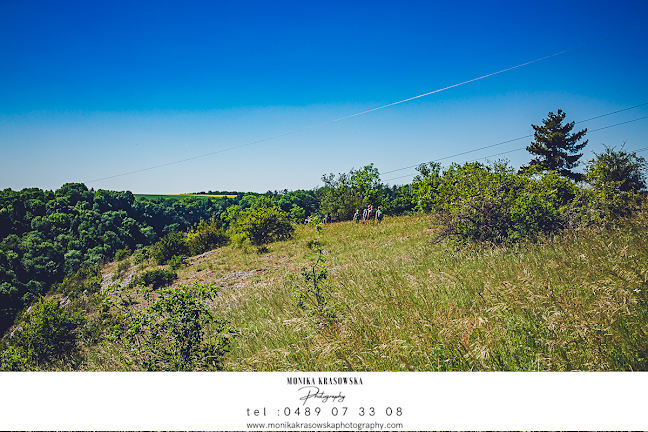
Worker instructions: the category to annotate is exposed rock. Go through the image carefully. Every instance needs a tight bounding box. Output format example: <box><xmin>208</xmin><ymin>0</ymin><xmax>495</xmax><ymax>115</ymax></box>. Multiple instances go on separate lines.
<box><xmin>100</xmin><ymin>272</ymin><xmax>113</xmax><ymax>295</ymax></box>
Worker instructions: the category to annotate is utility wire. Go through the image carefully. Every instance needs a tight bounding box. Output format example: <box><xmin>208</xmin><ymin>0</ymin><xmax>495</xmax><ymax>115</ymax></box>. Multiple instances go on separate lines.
<box><xmin>3</xmin><ymin>25</ymin><xmax>647</xmax><ymax>202</ymax></box>
<box><xmin>381</xmin><ymin>102</ymin><xmax>648</xmax><ymax>176</ymax></box>
<box><xmin>80</xmin><ymin>24</ymin><xmax>648</xmax><ymax>185</ymax></box>
<box><xmin>465</xmin><ymin>115</ymin><xmax>648</xmax><ymax>163</ymax></box>
<box><xmin>4</xmin><ymin>115</ymin><xmax>647</xmax><ymax>201</ymax></box>
<box><xmin>384</xmin><ymin>115</ymin><xmax>648</xmax><ymax>182</ymax></box>
<box><xmin>4</xmin><ymin>112</ymin><xmax>647</xmax><ymax>202</ymax></box>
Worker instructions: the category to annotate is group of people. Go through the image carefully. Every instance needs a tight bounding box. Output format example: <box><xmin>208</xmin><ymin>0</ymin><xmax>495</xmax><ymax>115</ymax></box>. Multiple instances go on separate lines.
<box><xmin>305</xmin><ymin>206</ymin><xmax>384</xmax><ymax>225</ymax></box>
<box><xmin>354</xmin><ymin>205</ymin><xmax>383</xmax><ymax>224</ymax></box>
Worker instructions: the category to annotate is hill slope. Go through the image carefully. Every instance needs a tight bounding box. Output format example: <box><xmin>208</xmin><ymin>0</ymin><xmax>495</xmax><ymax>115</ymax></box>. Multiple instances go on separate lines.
<box><xmin>79</xmin><ymin>211</ymin><xmax>647</xmax><ymax>371</ymax></box>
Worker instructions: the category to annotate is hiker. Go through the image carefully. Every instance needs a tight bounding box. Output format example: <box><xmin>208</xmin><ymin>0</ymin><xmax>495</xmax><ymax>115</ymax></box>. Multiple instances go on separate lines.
<box><xmin>353</xmin><ymin>209</ymin><xmax>360</xmax><ymax>223</ymax></box>
<box><xmin>368</xmin><ymin>205</ymin><xmax>376</xmax><ymax>222</ymax></box>
<box><xmin>376</xmin><ymin>206</ymin><xmax>383</xmax><ymax>222</ymax></box>
<box><xmin>362</xmin><ymin>206</ymin><xmax>368</xmax><ymax>223</ymax></box>
<box><xmin>323</xmin><ymin>213</ymin><xmax>332</xmax><ymax>224</ymax></box>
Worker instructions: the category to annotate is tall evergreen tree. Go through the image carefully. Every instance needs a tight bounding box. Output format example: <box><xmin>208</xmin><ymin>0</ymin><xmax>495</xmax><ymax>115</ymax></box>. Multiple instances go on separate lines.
<box><xmin>520</xmin><ymin>109</ymin><xmax>588</xmax><ymax>181</ymax></box>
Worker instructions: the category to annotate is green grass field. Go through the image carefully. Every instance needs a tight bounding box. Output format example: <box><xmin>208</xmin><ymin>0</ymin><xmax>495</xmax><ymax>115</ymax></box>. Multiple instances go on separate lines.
<box><xmin>134</xmin><ymin>193</ymin><xmax>237</xmax><ymax>200</ymax></box>
<box><xmin>77</xmin><ymin>207</ymin><xmax>648</xmax><ymax>371</ymax></box>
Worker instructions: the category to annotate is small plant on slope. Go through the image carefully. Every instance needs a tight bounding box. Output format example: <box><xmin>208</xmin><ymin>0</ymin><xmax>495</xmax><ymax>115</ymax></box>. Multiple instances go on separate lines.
<box><xmin>292</xmin><ymin>219</ymin><xmax>336</xmax><ymax>323</ymax></box>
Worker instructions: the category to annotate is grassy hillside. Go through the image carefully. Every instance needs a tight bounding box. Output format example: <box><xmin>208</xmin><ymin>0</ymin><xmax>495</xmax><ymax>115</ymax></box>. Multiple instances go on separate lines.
<box><xmin>72</xmin><ymin>208</ymin><xmax>648</xmax><ymax>371</ymax></box>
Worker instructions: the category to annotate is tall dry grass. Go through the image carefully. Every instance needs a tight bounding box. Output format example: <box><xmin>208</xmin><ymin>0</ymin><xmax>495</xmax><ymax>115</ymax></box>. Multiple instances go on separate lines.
<box><xmin>76</xmin><ymin>209</ymin><xmax>647</xmax><ymax>371</ymax></box>
<box><xmin>219</xmin><ymin>212</ymin><xmax>647</xmax><ymax>371</ymax></box>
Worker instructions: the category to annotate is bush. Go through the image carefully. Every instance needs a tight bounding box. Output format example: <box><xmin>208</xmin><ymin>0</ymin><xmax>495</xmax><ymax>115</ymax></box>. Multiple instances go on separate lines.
<box><xmin>112</xmin><ymin>258</ymin><xmax>132</xmax><ymax>282</ymax></box>
<box><xmin>185</xmin><ymin>220</ymin><xmax>229</xmax><ymax>256</ymax></box>
<box><xmin>585</xmin><ymin>144</ymin><xmax>647</xmax><ymax>192</ymax></box>
<box><xmin>114</xmin><ymin>248</ymin><xmax>132</xmax><ymax>261</ymax></box>
<box><xmin>229</xmin><ymin>207</ymin><xmax>295</xmax><ymax>246</ymax></box>
<box><xmin>129</xmin><ymin>268</ymin><xmax>177</xmax><ymax>290</ymax></box>
<box><xmin>54</xmin><ymin>265</ymin><xmax>102</xmax><ymax>297</ymax></box>
<box><xmin>423</xmin><ymin>162</ymin><xmax>563</xmax><ymax>242</ymax></box>
<box><xmin>132</xmin><ymin>248</ymin><xmax>149</xmax><ymax>264</ymax></box>
<box><xmin>414</xmin><ymin>161</ymin><xmax>614</xmax><ymax>243</ymax></box>
<box><xmin>168</xmin><ymin>254</ymin><xmax>187</xmax><ymax>270</ymax></box>
<box><xmin>150</xmin><ymin>232</ymin><xmax>190</xmax><ymax>264</ymax></box>
<box><xmin>1</xmin><ymin>297</ymin><xmax>84</xmax><ymax>369</ymax></box>
<box><xmin>116</xmin><ymin>283</ymin><xmax>231</xmax><ymax>371</ymax></box>
<box><xmin>0</xmin><ymin>346</ymin><xmax>28</xmax><ymax>371</ymax></box>
<box><xmin>289</xmin><ymin>205</ymin><xmax>306</xmax><ymax>222</ymax></box>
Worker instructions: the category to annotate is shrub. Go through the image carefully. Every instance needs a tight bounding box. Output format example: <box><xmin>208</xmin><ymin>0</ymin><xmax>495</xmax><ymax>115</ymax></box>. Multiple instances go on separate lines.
<box><xmin>117</xmin><ymin>283</ymin><xmax>231</xmax><ymax>370</ymax></box>
<box><xmin>570</xmin><ymin>179</ymin><xmax>642</xmax><ymax>225</ymax></box>
<box><xmin>416</xmin><ymin>161</ymin><xmax>603</xmax><ymax>243</ymax></box>
<box><xmin>54</xmin><ymin>265</ymin><xmax>102</xmax><ymax>297</ymax></box>
<box><xmin>168</xmin><ymin>254</ymin><xmax>187</xmax><ymax>270</ymax></box>
<box><xmin>585</xmin><ymin>144</ymin><xmax>647</xmax><ymax>192</ymax></box>
<box><xmin>132</xmin><ymin>248</ymin><xmax>149</xmax><ymax>264</ymax></box>
<box><xmin>112</xmin><ymin>258</ymin><xmax>132</xmax><ymax>282</ymax></box>
<box><xmin>116</xmin><ymin>259</ymin><xmax>131</xmax><ymax>275</ymax></box>
<box><xmin>114</xmin><ymin>248</ymin><xmax>132</xmax><ymax>261</ymax></box>
<box><xmin>0</xmin><ymin>346</ymin><xmax>28</xmax><ymax>371</ymax></box>
<box><xmin>185</xmin><ymin>220</ymin><xmax>229</xmax><ymax>256</ymax></box>
<box><xmin>229</xmin><ymin>207</ymin><xmax>294</xmax><ymax>246</ymax></box>
<box><xmin>1</xmin><ymin>297</ymin><xmax>84</xmax><ymax>369</ymax></box>
<box><xmin>150</xmin><ymin>232</ymin><xmax>190</xmax><ymax>264</ymax></box>
<box><xmin>129</xmin><ymin>268</ymin><xmax>177</xmax><ymax>290</ymax></box>
<box><xmin>289</xmin><ymin>205</ymin><xmax>306</xmax><ymax>222</ymax></box>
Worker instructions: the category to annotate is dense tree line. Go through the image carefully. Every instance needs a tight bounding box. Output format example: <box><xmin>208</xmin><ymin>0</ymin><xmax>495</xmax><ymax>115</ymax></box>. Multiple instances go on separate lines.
<box><xmin>0</xmin><ymin>184</ymin><xmax>322</xmax><ymax>333</ymax></box>
<box><xmin>0</xmin><ymin>184</ymin><xmax>229</xmax><ymax>332</ymax></box>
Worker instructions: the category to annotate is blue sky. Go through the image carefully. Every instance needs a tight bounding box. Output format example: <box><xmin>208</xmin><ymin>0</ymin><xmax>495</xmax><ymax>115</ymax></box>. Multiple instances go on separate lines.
<box><xmin>1</xmin><ymin>0</ymin><xmax>647</xmax><ymax>193</ymax></box>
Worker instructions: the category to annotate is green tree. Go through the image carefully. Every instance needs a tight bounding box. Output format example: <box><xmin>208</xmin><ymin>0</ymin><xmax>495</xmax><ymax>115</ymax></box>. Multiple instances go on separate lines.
<box><xmin>319</xmin><ymin>171</ymin><xmax>359</xmax><ymax>221</ymax></box>
<box><xmin>288</xmin><ymin>205</ymin><xmax>306</xmax><ymax>222</ymax></box>
<box><xmin>379</xmin><ymin>184</ymin><xmax>416</xmax><ymax>216</ymax></box>
<box><xmin>412</xmin><ymin>162</ymin><xmax>444</xmax><ymax>212</ymax></box>
<box><xmin>520</xmin><ymin>109</ymin><xmax>588</xmax><ymax>181</ymax></box>
<box><xmin>277</xmin><ymin>190</ymin><xmax>319</xmax><ymax>217</ymax></box>
<box><xmin>319</xmin><ymin>164</ymin><xmax>382</xmax><ymax>220</ymax></box>
<box><xmin>585</xmin><ymin>144</ymin><xmax>647</xmax><ymax>192</ymax></box>
<box><xmin>350</xmin><ymin>164</ymin><xmax>382</xmax><ymax>207</ymax></box>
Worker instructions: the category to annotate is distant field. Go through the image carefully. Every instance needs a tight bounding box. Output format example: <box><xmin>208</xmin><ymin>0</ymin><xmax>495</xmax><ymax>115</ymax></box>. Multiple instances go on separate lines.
<box><xmin>134</xmin><ymin>193</ymin><xmax>237</xmax><ymax>200</ymax></box>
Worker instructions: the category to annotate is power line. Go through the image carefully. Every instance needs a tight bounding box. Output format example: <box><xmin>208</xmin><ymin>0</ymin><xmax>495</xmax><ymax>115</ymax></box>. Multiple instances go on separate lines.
<box><xmin>3</xmin><ymin>116</ymin><xmax>647</xmax><ymax>201</ymax></box>
<box><xmin>466</xmin><ymin>148</ymin><xmax>526</xmax><ymax>164</ymax></box>
<box><xmin>81</xmin><ymin>24</ymin><xmax>648</xmax><ymax>185</ymax></box>
<box><xmin>384</xmin><ymin>115</ymin><xmax>648</xmax><ymax>183</ymax></box>
<box><xmin>381</xmin><ymin>102</ymin><xmax>648</xmax><ymax>176</ymax></box>
<box><xmin>4</xmin><ymin>114</ymin><xmax>647</xmax><ymax>202</ymax></box>
<box><xmin>3</xmin><ymin>25</ymin><xmax>647</xmax><ymax>202</ymax></box>
<box><xmin>466</xmin><ymin>115</ymin><xmax>648</xmax><ymax>162</ymax></box>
